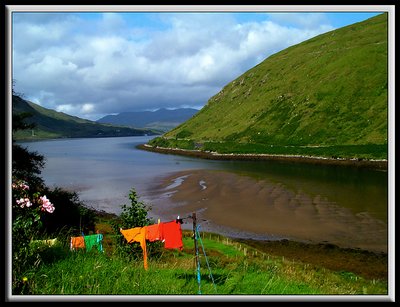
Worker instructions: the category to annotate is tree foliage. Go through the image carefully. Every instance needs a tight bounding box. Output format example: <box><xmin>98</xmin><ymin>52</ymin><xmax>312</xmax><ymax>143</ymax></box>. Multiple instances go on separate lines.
<box><xmin>111</xmin><ymin>188</ymin><xmax>163</xmax><ymax>260</ymax></box>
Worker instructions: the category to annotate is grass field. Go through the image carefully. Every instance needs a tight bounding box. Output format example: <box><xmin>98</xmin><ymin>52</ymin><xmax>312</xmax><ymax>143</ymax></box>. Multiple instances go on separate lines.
<box><xmin>11</xmin><ymin>216</ymin><xmax>388</xmax><ymax>299</ymax></box>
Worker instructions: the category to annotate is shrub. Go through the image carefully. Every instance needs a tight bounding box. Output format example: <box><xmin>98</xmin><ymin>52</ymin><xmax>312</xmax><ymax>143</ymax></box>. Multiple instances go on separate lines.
<box><xmin>111</xmin><ymin>188</ymin><xmax>163</xmax><ymax>261</ymax></box>
<box><xmin>11</xmin><ymin>178</ymin><xmax>56</xmax><ymax>292</ymax></box>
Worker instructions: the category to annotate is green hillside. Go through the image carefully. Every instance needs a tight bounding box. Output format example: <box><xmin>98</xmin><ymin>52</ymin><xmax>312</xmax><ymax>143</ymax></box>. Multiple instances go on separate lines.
<box><xmin>12</xmin><ymin>95</ymin><xmax>157</xmax><ymax>140</ymax></box>
<box><xmin>149</xmin><ymin>13</ymin><xmax>388</xmax><ymax>160</ymax></box>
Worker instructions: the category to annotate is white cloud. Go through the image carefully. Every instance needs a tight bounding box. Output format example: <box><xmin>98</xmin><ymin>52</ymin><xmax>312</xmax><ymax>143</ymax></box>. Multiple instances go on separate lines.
<box><xmin>12</xmin><ymin>12</ymin><xmax>336</xmax><ymax>120</ymax></box>
<box><xmin>82</xmin><ymin>103</ymin><xmax>95</xmax><ymax>113</ymax></box>
<box><xmin>267</xmin><ymin>12</ymin><xmax>329</xmax><ymax>29</ymax></box>
<box><xmin>56</xmin><ymin>103</ymin><xmax>96</xmax><ymax>118</ymax></box>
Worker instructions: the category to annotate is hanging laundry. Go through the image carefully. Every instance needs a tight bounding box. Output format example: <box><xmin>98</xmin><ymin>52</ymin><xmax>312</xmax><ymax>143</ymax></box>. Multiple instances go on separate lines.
<box><xmin>145</xmin><ymin>223</ymin><xmax>163</xmax><ymax>242</ymax></box>
<box><xmin>120</xmin><ymin>219</ymin><xmax>184</xmax><ymax>270</ymax></box>
<box><xmin>84</xmin><ymin>234</ymin><xmax>103</xmax><ymax>252</ymax></box>
<box><xmin>162</xmin><ymin>220</ymin><xmax>183</xmax><ymax>250</ymax></box>
<box><xmin>97</xmin><ymin>233</ymin><xmax>104</xmax><ymax>252</ymax></box>
<box><xmin>120</xmin><ymin>227</ymin><xmax>148</xmax><ymax>270</ymax></box>
<box><xmin>70</xmin><ymin>236</ymin><xmax>85</xmax><ymax>251</ymax></box>
<box><xmin>31</xmin><ymin>238</ymin><xmax>58</xmax><ymax>247</ymax></box>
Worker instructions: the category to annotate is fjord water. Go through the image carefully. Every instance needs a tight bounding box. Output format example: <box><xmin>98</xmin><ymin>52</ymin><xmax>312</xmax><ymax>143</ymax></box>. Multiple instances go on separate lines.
<box><xmin>18</xmin><ymin>136</ymin><xmax>388</xmax><ymax>252</ymax></box>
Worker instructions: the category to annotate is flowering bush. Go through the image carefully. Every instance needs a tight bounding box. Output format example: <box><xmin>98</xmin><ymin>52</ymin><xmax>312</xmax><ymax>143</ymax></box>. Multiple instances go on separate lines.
<box><xmin>12</xmin><ymin>179</ymin><xmax>55</xmax><ymax>248</ymax></box>
<box><xmin>12</xmin><ymin>180</ymin><xmax>55</xmax><ymax>214</ymax></box>
<box><xmin>12</xmin><ymin>178</ymin><xmax>56</xmax><ymax>291</ymax></box>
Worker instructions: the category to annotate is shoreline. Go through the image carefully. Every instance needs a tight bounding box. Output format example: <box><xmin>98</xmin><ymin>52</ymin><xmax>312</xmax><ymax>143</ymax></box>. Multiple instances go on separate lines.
<box><xmin>137</xmin><ymin>144</ymin><xmax>388</xmax><ymax>170</ymax></box>
<box><xmin>91</xmin><ymin>143</ymin><xmax>388</xmax><ymax>281</ymax></box>
<box><xmin>89</xmin><ymin>170</ymin><xmax>389</xmax><ymax>282</ymax></box>
<box><xmin>233</xmin><ymin>237</ymin><xmax>388</xmax><ymax>281</ymax></box>
<box><xmin>92</xmin><ymin>209</ymin><xmax>388</xmax><ymax>281</ymax></box>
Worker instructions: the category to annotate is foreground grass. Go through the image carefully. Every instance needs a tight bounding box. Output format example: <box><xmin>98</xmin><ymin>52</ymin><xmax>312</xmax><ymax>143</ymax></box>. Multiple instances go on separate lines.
<box><xmin>14</xmin><ymin>231</ymin><xmax>387</xmax><ymax>297</ymax></box>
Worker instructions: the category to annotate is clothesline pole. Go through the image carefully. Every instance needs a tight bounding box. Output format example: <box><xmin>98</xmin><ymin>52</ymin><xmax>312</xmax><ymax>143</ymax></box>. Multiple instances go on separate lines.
<box><xmin>192</xmin><ymin>212</ymin><xmax>201</xmax><ymax>294</ymax></box>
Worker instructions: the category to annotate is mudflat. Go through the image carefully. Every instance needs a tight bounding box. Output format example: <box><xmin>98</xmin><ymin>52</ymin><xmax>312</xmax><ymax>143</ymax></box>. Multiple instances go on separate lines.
<box><xmin>148</xmin><ymin>169</ymin><xmax>387</xmax><ymax>253</ymax></box>
<box><xmin>146</xmin><ymin>169</ymin><xmax>389</xmax><ymax>280</ymax></box>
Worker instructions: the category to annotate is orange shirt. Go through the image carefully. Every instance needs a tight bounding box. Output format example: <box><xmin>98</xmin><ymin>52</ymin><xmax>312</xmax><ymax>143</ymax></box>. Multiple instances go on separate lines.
<box><xmin>120</xmin><ymin>227</ymin><xmax>148</xmax><ymax>270</ymax></box>
<box><xmin>70</xmin><ymin>236</ymin><xmax>85</xmax><ymax>250</ymax></box>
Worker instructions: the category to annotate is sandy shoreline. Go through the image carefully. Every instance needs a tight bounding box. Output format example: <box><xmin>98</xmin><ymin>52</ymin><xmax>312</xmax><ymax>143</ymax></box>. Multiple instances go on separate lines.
<box><xmin>145</xmin><ymin>169</ymin><xmax>387</xmax><ymax>254</ymax></box>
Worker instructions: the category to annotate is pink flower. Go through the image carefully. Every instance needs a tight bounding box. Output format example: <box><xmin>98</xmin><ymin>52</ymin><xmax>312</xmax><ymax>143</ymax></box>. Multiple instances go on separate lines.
<box><xmin>39</xmin><ymin>195</ymin><xmax>55</xmax><ymax>213</ymax></box>
<box><xmin>16</xmin><ymin>197</ymin><xmax>32</xmax><ymax>208</ymax></box>
<box><xmin>12</xmin><ymin>181</ymin><xmax>29</xmax><ymax>191</ymax></box>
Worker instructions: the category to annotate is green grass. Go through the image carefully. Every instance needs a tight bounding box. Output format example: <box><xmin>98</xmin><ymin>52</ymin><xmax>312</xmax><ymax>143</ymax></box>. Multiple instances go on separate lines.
<box><xmin>158</xmin><ymin>14</ymin><xmax>388</xmax><ymax>157</ymax></box>
<box><xmin>15</xmin><ymin>231</ymin><xmax>387</xmax><ymax>296</ymax></box>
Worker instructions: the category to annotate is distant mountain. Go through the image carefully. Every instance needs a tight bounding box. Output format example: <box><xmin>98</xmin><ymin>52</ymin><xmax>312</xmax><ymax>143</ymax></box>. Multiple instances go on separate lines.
<box><xmin>12</xmin><ymin>95</ymin><xmax>157</xmax><ymax>140</ymax></box>
<box><xmin>149</xmin><ymin>13</ymin><xmax>388</xmax><ymax>160</ymax></box>
<box><xmin>97</xmin><ymin>108</ymin><xmax>199</xmax><ymax>132</ymax></box>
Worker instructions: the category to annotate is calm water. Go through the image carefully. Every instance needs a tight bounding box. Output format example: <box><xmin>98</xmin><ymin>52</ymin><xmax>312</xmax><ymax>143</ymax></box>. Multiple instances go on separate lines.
<box><xmin>18</xmin><ymin>136</ymin><xmax>389</xmax><ymax>251</ymax></box>
<box><xmin>18</xmin><ymin>136</ymin><xmax>233</xmax><ymax>213</ymax></box>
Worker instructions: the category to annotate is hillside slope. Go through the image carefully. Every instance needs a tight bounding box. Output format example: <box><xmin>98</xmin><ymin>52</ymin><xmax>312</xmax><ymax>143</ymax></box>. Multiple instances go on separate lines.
<box><xmin>12</xmin><ymin>95</ymin><xmax>156</xmax><ymax>140</ymax></box>
<box><xmin>149</xmin><ymin>13</ymin><xmax>388</xmax><ymax>160</ymax></box>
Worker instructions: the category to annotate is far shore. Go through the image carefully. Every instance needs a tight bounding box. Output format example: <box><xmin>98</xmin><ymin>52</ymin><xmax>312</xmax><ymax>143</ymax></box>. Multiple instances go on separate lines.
<box><xmin>137</xmin><ymin>144</ymin><xmax>388</xmax><ymax>170</ymax></box>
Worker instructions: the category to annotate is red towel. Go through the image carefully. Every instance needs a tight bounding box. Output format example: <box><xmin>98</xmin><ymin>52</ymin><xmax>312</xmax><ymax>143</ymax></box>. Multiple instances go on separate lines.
<box><xmin>162</xmin><ymin>221</ymin><xmax>183</xmax><ymax>250</ymax></box>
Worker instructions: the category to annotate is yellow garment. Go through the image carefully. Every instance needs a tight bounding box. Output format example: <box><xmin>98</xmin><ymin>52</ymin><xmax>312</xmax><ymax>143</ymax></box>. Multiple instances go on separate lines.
<box><xmin>120</xmin><ymin>227</ymin><xmax>148</xmax><ymax>270</ymax></box>
<box><xmin>44</xmin><ymin>238</ymin><xmax>57</xmax><ymax>246</ymax></box>
<box><xmin>31</xmin><ymin>238</ymin><xmax>57</xmax><ymax>247</ymax></box>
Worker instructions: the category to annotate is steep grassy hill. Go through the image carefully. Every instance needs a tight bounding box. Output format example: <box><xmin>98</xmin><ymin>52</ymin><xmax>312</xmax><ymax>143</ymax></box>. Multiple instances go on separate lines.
<box><xmin>149</xmin><ymin>13</ymin><xmax>388</xmax><ymax>160</ymax></box>
<box><xmin>12</xmin><ymin>95</ymin><xmax>157</xmax><ymax>140</ymax></box>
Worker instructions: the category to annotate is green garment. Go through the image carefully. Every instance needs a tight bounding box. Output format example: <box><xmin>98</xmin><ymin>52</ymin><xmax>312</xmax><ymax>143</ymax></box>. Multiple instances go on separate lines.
<box><xmin>84</xmin><ymin>234</ymin><xmax>103</xmax><ymax>252</ymax></box>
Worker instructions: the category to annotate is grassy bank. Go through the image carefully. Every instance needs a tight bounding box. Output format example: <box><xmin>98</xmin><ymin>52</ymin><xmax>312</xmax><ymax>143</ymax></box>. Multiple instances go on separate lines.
<box><xmin>140</xmin><ymin>141</ymin><xmax>388</xmax><ymax>170</ymax></box>
<box><xmin>12</xmin><ymin>213</ymin><xmax>388</xmax><ymax>298</ymax></box>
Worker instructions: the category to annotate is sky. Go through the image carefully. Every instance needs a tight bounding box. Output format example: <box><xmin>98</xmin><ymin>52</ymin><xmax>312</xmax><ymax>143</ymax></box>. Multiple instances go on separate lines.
<box><xmin>10</xmin><ymin>6</ymin><xmax>384</xmax><ymax>121</ymax></box>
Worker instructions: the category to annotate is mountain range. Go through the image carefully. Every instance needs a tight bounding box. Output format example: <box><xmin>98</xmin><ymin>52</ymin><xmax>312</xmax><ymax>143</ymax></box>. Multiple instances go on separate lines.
<box><xmin>96</xmin><ymin>108</ymin><xmax>199</xmax><ymax>132</ymax></box>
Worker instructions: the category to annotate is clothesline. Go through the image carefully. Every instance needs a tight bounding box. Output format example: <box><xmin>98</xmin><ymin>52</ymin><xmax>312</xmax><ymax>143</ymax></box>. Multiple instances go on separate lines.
<box><xmin>120</xmin><ymin>218</ymin><xmax>184</xmax><ymax>270</ymax></box>
<box><xmin>69</xmin><ymin>213</ymin><xmax>214</xmax><ymax>294</ymax></box>
<box><xmin>69</xmin><ymin>213</ymin><xmax>208</xmax><ymax>273</ymax></box>
<box><xmin>70</xmin><ymin>232</ymin><xmax>104</xmax><ymax>253</ymax></box>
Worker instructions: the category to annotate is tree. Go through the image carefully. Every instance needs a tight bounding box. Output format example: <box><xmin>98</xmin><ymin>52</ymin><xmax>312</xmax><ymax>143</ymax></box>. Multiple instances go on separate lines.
<box><xmin>12</xmin><ymin>94</ymin><xmax>45</xmax><ymax>187</ymax></box>
<box><xmin>112</xmin><ymin>188</ymin><xmax>163</xmax><ymax>260</ymax></box>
